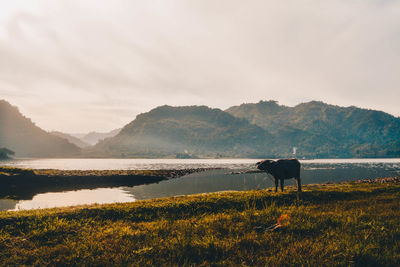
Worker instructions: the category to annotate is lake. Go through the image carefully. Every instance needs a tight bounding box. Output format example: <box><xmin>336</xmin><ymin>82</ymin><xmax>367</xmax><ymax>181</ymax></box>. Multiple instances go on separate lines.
<box><xmin>1</xmin><ymin>158</ymin><xmax>400</xmax><ymax>211</ymax></box>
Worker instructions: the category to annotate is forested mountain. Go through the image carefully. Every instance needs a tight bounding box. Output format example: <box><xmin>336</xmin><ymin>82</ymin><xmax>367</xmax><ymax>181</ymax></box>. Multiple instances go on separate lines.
<box><xmin>0</xmin><ymin>100</ymin><xmax>81</xmax><ymax>157</ymax></box>
<box><xmin>226</xmin><ymin>101</ymin><xmax>400</xmax><ymax>157</ymax></box>
<box><xmin>1</xmin><ymin>99</ymin><xmax>398</xmax><ymax>158</ymax></box>
<box><xmin>89</xmin><ymin>106</ymin><xmax>274</xmax><ymax>158</ymax></box>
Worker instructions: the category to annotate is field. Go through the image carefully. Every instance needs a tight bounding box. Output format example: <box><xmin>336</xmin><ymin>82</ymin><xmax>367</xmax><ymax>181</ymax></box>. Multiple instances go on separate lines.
<box><xmin>1</xmin><ymin>180</ymin><xmax>399</xmax><ymax>266</ymax></box>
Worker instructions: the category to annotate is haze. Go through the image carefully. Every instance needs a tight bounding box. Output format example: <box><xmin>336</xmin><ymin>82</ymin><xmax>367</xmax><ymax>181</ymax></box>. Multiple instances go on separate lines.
<box><xmin>0</xmin><ymin>0</ymin><xmax>399</xmax><ymax>133</ymax></box>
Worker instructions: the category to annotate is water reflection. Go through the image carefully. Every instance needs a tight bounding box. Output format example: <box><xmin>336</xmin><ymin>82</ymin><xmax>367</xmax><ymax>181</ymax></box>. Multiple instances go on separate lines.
<box><xmin>1</xmin><ymin>158</ymin><xmax>399</xmax><ymax>211</ymax></box>
<box><xmin>127</xmin><ymin>169</ymin><xmax>278</xmax><ymax>200</ymax></box>
<box><xmin>0</xmin><ymin>199</ymin><xmax>17</xmax><ymax>211</ymax></box>
<box><xmin>126</xmin><ymin>164</ymin><xmax>400</xmax><ymax>200</ymax></box>
<box><xmin>0</xmin><ymin>173</ymin><xmax>164</xmax><ymax>201</ymax></box>
<box><xmin>8</xmin><ymin>188</ymin><xmax>135</xmax><ymax>211</ymax></box>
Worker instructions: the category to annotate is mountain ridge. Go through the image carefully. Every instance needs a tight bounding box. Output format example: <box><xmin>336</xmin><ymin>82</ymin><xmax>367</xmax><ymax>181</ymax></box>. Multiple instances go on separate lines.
<box><xmin>1</xmin><ymin>99</ymin><xmax>399</xmax><ymax>158</ymax></box>
<box><xmin>0</xmin><ymin>100</ymin><xmax>81</xmax><ymax>157</ymax></box>
<box><xmin>89</xmin><ymin>105</ymin><xmax>274</xmax><ymax>158</ymax></box>
<box><xmin>226</xmin><ymin>100</ymin><xmax>400</xmax><ymax>157</ymax></box>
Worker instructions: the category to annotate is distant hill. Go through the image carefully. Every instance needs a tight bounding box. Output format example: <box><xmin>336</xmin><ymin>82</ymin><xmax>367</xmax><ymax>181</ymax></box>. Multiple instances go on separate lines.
<box><xmin>0</xmin><ymin>100</ymin><xmax>81</xmax><ymax>157</ymax></box>
<box><xmin>71</xmin><ymin>128</ymin><xmax>121</xmax><ymax>146</ymax></box>
<box><xmin>0</xmin><ymin>147</ymin><xmax>14</xmax><ymax>159</ymax></box>
<box><xmin>226</xmin><ymin>100</ymin><xmax>400</xmax><ymax>158</ymax></box>
<box><xmin>89</xmin><ymin>105</ymin><xmax>274</xmax><ymax>158</ymax></box>
<box><xmin>51</xmin><ymin>131</ymin><xmax>90</xmax><ymax>148</ymax></box>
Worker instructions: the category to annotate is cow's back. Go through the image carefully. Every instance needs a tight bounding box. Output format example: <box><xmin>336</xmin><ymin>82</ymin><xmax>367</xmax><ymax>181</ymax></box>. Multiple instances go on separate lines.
<box><xmin>275</xmin><ymin>158</ymin><xmax>300</xmax><ymax>179</ymax></box>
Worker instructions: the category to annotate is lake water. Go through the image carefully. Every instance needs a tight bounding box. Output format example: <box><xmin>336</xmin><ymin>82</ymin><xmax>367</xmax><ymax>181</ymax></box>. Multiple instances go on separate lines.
<box><xmin>1</xmin><ymin>158</ymin><xmax>400</xmax><ymax>211</ymax></box>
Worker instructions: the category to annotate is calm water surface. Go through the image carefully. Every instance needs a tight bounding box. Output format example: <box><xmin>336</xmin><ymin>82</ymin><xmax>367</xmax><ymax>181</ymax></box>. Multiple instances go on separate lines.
<box><xmin>1</xmin><ymin>158</ymin><xmax>400</xmax><ymax>211</ymax></box>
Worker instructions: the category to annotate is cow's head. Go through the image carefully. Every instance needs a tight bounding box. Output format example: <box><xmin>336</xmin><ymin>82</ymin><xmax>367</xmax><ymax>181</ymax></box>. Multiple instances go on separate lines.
<box><xmin>256</xmin><ymin>159</ymin><xmax>275</xmax><ymax>172</ymax></box>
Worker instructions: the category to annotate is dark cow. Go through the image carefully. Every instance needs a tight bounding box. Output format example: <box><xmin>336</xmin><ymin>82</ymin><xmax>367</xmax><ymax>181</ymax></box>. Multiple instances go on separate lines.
<box><xmin>256</xmin><ymin>158</ymin><xmax>301</xmax><ymax>192</ymax></box>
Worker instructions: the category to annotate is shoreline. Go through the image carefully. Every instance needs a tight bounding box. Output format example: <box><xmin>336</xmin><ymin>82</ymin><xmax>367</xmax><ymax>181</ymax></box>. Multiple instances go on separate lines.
<box><xmin>3</xmin><ymin>176</ymin><xmax>400</xmax><ymax>214</ymax></box>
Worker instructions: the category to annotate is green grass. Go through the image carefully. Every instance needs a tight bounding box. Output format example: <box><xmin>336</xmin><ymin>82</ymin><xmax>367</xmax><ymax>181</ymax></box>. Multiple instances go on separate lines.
<box><xmin>1</xmin><ymin>182</ymin><xmax>400</xmax><ymax>266</ymax></box>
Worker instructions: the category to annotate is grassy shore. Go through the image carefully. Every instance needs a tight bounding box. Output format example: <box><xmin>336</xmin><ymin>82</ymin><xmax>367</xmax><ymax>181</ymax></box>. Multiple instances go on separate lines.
<box><xmin>1</xmin><ymin>181</ymin><xmax>400</xmax><ymax>266</ymax></box>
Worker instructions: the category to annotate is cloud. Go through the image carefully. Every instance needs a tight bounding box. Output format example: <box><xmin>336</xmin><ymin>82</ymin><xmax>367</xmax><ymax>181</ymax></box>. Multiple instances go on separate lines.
<box><xmin>0</xmin><ymin>0</ymin><xmax>399</xmax><ymax>132</ymax></box>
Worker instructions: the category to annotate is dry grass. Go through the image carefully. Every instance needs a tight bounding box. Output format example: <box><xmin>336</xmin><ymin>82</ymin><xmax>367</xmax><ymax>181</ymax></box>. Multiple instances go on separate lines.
<box><xmin>0</xmin><ymin>182</ymin><xmax>399</xmax><ymax>266</ymax></box>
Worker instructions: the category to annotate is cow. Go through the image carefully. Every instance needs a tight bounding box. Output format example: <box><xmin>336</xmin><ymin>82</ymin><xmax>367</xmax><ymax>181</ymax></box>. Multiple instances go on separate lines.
<box><xmin>256</xmin><ymin>158</ymin><xmax>301</xmax><ymax>192</ymax></box>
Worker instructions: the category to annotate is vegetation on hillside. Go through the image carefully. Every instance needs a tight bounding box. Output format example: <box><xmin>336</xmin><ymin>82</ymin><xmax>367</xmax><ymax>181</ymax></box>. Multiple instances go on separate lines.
<box><xmin>226</xmin><ymin>100</ymin><xmax>400</xmax><ymax>158</ymax></box>
<box><xmin>89</xmin><ymin>105</ymin><xmax>274</xmax><ymax>158</ymax></box>
<box><xmin>0</xmin><ymin>181</ymin><xmax>399</xmax><ymax>266</ymax></box>
<box><xmin>2</xmin><ymin>99</ymin><xmax>399</xmax><ymax>158</ymax></box>
<box><xmin>0</xmin><ymin>100</ymin><xmax>81</xmax><ymax>157</ymax></box>
<box><xmin>89</xmin><ymin>101</ymin><xmax>400</xmax><ymax>158</ymax></box>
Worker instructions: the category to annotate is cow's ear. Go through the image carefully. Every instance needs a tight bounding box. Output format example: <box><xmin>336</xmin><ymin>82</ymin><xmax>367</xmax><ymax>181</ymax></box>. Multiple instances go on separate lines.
<box><xmin>256</xmin><ymin>161</ymin><xmax>261</xmax><ymax>165</ymax></box>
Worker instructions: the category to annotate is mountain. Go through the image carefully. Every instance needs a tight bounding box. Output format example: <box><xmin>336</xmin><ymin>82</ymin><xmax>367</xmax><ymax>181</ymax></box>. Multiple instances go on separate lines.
<box><xmin>71</xmin><ymin>128</ymin><xmax>121</xmax><ymax>145</ymax></box>
<box><xmin>0</xmin><ymin>100</ymin><xmax>81</xmax><ymax>157</ymax></box>
<box><xmin>89</xmin><ymin>105</ymin><xmax>274</xmax><ymax>158</ymax></box>
<box><xmin>51</xmin><ymin>131</ymin><xmax>90</xmax><ymax>148</ymax></box>
<box><xmin>2</xmin><ymin>99</ymin><xmax>398</xmax><ymax>159</ymax></box>
<box><xmin>226</xmin><ymin>100</ymin><xmax>400</xmax><ymax>157</ymax></box>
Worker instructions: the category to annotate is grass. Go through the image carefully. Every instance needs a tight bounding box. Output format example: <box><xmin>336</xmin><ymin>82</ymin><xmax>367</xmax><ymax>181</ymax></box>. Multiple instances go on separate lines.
<box><xmin>0</xmin><ymin>182</ymin><xmax>400</xmax><ymax>266</ymax></box>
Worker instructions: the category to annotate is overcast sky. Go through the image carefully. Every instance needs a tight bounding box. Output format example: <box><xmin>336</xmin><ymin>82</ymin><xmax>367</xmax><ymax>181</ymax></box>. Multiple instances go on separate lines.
<box><xmin>0</xmin><ymin>0</ymin><xmax>399</xmax><ymax>133</ymax></box>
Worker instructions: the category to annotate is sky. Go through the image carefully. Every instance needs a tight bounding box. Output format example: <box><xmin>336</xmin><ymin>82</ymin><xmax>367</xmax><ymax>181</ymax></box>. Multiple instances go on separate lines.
<box><xmin>0</xmin><ymin>0</ymin><xmax>399</xmax><ymax>133</ymax></box>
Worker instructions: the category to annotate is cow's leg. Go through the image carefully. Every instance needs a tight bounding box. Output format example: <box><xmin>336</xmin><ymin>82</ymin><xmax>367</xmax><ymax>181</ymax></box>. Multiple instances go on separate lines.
<box><xmin>274</xmin><ymin>178</ymin><xmax>278</xmax><ymax>192</ymax></box>
<box><xmin>296</xmin><ymin>177</ymin><xmax>302</xmax><ymax>192</ymax></box>
<box><xmin>280</xmin><ymin>179</ymin><xmax>284</xmax><ymax>192</ymax></box>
